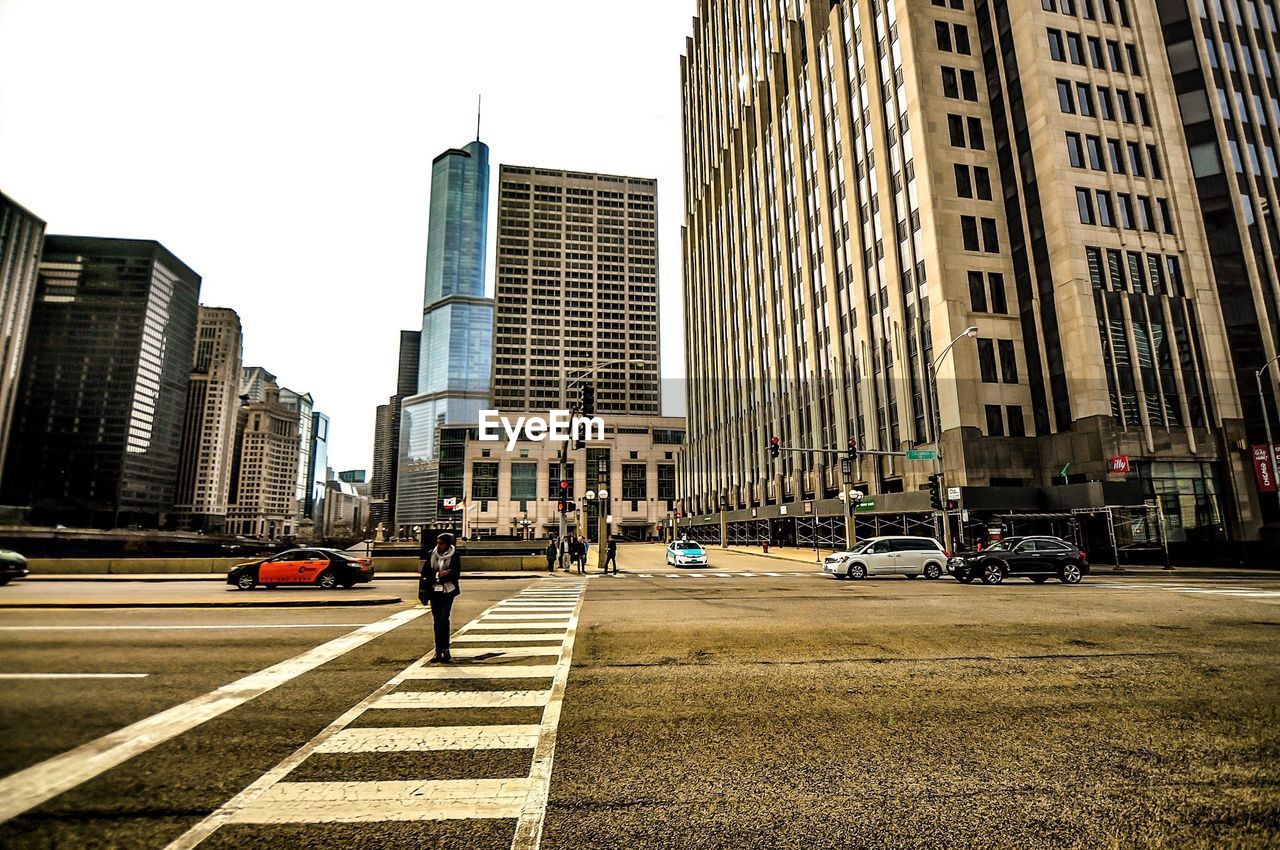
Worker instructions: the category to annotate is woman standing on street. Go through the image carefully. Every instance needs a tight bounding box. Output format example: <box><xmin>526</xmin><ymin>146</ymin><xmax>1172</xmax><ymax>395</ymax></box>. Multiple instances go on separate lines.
<box><xmin>422</xmin><ymin>532</ymin><xmax>462</xmax><ymax>663</ymax></box>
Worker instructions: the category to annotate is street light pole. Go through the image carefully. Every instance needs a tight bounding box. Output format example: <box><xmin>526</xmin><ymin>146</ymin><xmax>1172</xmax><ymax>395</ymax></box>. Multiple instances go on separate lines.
<box><xmin>928</xmin><ymin>326</ymin><xmax>979</xmax><ymax>555</ymax></box>
<box><xmin>1256</xmin><ymin>355</ymin><xmax>1280</xmax><ymax>513</ymax></box>
<box><xmin>597</xmin><ymin>459</ymin><xmax>608</xmax><ymax>568</ymax></box>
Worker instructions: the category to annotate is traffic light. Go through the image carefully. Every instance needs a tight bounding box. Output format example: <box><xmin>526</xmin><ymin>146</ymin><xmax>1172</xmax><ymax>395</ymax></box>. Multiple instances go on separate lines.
<box><xmin>928</xmin><ymin>473</ymin><xmax>943</xmax><ymax>511</ymax></box>
<box><xmin>580</xmin><ymin>383</ymin><xmax>596</xmax><ymax>417</ymax></box>
<box><xmin>557</xmin><ymin>500</ymin><xmax>566</xmax><ymax>513</ymax></box>
<box><xmin>770</xmin><ymin>436</ymin><xmax>780</xmax><ymax>459</ymax></box>
<box><xmin>847</xmin><ymin>438</ymin><xmax>858</xmax><ymax>462</ymax></box>
<box><xmin>565</xmin><ymin>499</ymin><xmax>577</xmax><ymax>513</ymax></box>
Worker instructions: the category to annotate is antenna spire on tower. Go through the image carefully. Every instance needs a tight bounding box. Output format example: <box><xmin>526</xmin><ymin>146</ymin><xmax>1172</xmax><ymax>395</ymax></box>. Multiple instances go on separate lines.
<box><xmin>476</xmin><ymin>94</ymin><xmax>482</xmax><ymax>141</ymax></box>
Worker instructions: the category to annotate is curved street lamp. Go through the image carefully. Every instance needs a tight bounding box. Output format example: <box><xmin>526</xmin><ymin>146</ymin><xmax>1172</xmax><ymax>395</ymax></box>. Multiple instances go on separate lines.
<box><xmin>1257</xmin><ymin>354</ymin><xmax>1280</xmax><ymax>513</ymax></box>
<box><xmin>928</xmin><ymin>326</ymin><xmax>979</xmax><ymax>555</ymax></box>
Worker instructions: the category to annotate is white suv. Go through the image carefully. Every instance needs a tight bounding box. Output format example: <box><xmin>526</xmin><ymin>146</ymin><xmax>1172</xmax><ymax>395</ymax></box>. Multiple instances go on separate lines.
<box><xmin>822</xmin><ymin>536</ymin><xmax>948</xmax><ymax>580</ymax></box>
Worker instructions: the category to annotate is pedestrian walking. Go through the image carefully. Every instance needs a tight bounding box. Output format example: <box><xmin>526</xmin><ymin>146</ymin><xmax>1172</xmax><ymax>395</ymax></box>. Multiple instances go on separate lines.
<box><xmin>604</xmin><ymin>536</ymin><xmax>619</xmax><ymax>574</ymax></box>
<box><xmin>544</xmin><ymin>536</ymin><xmax>558</xmax><ymax>574</ymax></box>
<box><xmin>420</xmin><ymin>532</ymin><xmax>461</xmax><ymax>663</ymax></box>
<box><xmin>573</xmin><ymin>536</ymin><xmax>586</xmax><ymax>574</ymax></box>
<box><xmin>582</xmin><ymin>537</ymin><xmax>590</xmax><ymax>569</ymax></box>
<box><xmin>559</xmin><ymin>534</ymin><xmax>573</xmax><ymax>571</ymax></box>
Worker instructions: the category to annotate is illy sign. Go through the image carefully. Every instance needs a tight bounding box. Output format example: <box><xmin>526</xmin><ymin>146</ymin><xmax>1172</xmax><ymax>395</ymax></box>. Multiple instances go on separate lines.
<box><xmin>1108</xmin><ymin>455</ymin><xmax>1130</xmax><ymax>474</ymax></box>
<box><xmin>1252</xmin><ymin>445</ymin><xmax>1277</xmax><ymax>494</ymax></box>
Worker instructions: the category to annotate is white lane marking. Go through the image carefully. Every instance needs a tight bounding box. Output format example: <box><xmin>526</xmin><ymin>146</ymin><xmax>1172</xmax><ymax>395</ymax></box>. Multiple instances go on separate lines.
<box><xmin>0</xmin><ymin>606</ymin><xmax>427</xmax><ymax>825</ymax></box>
<box><xmin>229</xmin><ymin>778</ymin><xmax>533</xmax><ymax>823</ymax></box>
<box><xmin>315</xmin><ymin>725</ymin><xmax>541</xmax><ymax>753</ymax></box>
<box><xmin>637</xmin><ymin>574</ymin><xmax>652</xmax><ymax>578</ymax></box>
<box><xmin>713</xmin><ymin>573</ymin><xmax>732</xmax><ymax>578</ymax></box>
<box><xmin>448</xmin><ymin>646</ymin><xmax>564</xmax><ymax>659</ymax></box>
<box><xmin>484</xmin><ymin>614</ymin><xmax>573</xmax><ymax>621</ymax></box>
<box><xmin>0</xmin><ymin>673</ymin><xmax>149</xmax><ymax>680</ymax></box>
<box><xmin>764</xmin><ymin>572</ymin><xmax>784</xmax><ymax>577</ymax></box>
<box><xmin>463</xmin><ymin>622</ymin><xmax>570</xmax><ymax>631</ymax></box>
<box><xmin>403</xmin><ymin>664</ymin><xmax>558</xmax><ymax>681</ymax></box>
<box><xmin>737</xmin><ymin>572</ymin><xmax>756</xmax><ymax>576</ymax></box>
<box><xmin>0</xmin><ymin>623</ymin><xmax>372</xmax><ymax>632</ymax></box>
<box><xmin>453</xmin><ymin>633</ymin><xmax>567</xmax><ymax>643</ymax></box>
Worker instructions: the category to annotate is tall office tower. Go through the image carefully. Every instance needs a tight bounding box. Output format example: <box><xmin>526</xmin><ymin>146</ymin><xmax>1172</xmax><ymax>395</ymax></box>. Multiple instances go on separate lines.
<box><xmin>0</xmin><ymin>192</ymin><xmax>45</xmax><ymax>491</ymax></box>
<box><xmin>1154</xmin><ymin>0</ymin><xmax>1280</xmax><ymax>526</ymax></box>
<box><xmin>1</xmin><ymin>236</ymin><xmax>200</xmax><ymax>528</ymax></box>
<box><xmin>173</xmin><ymin>307</ymin><xmax>243</xmax><ymax>531</ymax></box>
<box><xmin>240</xmin><ymin>366</ymin><xmax>277</xmax><ymax>403</ymax></box>
<box><xmin>279</xmin><ymin>388</ymin><xmax>314</xmax><ymax>531</ymax></box>
<box><xmin>397</xmin><ymin>140</ymin><xmax>494</xmax><ymax>533</ymax></box>
<box><xmin>678</xmin><ymin>0</ymin><xmax>1256</xmax><ymax>552</ymax></box>
<box><xmin>306</xmin><ymin>410</ymin><xmax>330</xmax><ymax>527</ymax></box>
<box><xmin>369</xmin><ymin>402</ymin><xmax>394</xmax><ymax>531</ymax></box>
<box><xmin>226</xmin><ymin>381</ymin><xmax>301</xmax><ymax>540</ymax></box>
<box><xmin>491</xmin><ymin>166</ymin><xmax>661</xmax><ymax>414</ymax></box>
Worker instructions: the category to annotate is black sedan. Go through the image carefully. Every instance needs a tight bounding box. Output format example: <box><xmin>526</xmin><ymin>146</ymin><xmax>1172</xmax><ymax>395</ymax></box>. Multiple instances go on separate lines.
<box><xmin>0</xmin><ymin>548</ymin><xmax>29</xmax><ymax>586</ymax></box>
<box><xmin>227</xmin><ymin>548</ymin><xmax>374</xmax><ymax>590</ymax></box>
<box><xmin>948</xmin><ymin>536</ymin><xmax>1089</xmax><ymax>585</ymax></box>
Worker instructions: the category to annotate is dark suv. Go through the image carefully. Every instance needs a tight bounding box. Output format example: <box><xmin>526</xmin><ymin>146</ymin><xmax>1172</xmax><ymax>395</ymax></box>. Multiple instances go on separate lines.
<box><xmin>948</xmin><ymin>536</ymin><xmax>1089</xmax><ymax>585</ymax></box>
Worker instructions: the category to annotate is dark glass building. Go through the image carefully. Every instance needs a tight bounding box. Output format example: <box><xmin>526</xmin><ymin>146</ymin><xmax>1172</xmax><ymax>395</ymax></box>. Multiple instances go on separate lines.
<box><xmin>0</xmin><ymin>192</ymin><xmax>46</xmax><ymax>493</ymax></box>
<box><xmin>1</xmin><ymin>236</ymin><xmax>201</xmax><ymax>528</ymax></box>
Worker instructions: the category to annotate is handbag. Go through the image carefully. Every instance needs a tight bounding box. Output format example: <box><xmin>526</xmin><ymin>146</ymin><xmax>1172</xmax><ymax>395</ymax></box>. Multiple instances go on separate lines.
<box><xmin>417</xmin><ymin>576</ymin><xmax>432</xmax><ymax>605</ymax></box>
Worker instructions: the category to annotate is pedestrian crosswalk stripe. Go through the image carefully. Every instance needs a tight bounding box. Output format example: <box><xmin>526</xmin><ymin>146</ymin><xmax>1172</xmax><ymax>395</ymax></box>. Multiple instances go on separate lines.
<box><xmin>403</xmin><ymin>664</ymin><xmax>558</xmax><ymax>681</ymax></box>
<box><xmin>452</xmin><ymin>633</ymin><xmax>567</xmax><ymax>643</ymax></box>
<box><xmin>227</xmin><ymin>778</ymin><xmax>533</xmax><ymax>823</ymax></box>
<box><xmin>163</xmin><ymin>582</ymin><xmax>588</xmax><ymax>848</ymax></box>
<box><xmin>315</xmin><ymin>725</ymin><xmax>541</xmax><ymax>753</ymax></box>
<box><xmin>373</xmin><ymin>689</ymin><xmax>551</xmax><ymax>710</ymax></box>
<box><xmin>448</xmin><ymin>646</ymin><xmax>564</xmax><ymax>658</ymax></box>
<box><xmin>484</xmin><ymin>613</ymin><xmax>573</xmax><ymax>620</ymax></box>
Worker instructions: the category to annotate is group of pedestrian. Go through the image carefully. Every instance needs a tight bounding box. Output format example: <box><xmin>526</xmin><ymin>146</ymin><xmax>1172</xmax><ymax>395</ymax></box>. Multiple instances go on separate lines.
<box><xmin>544</xmin><ymin>533</ymin><xmax>618</xmax><ymax>575</ymax></box>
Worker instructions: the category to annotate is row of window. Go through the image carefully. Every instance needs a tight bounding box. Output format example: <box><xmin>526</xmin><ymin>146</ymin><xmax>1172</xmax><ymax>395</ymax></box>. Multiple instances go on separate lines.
<box><xmin>1075</xmin><ymin>187</ymin><xmax>1176</xmax><ymax>234</ymax></box>
<box><xmin>1048</xmin><ymin>28</ymin><xmax>1141</xmax><ymax>75</ymax></box>
<box><xmin>955</xmin><ymin>164</ymin><xmax>993</xmax><ymax>200</ymax></box>
<box><xmin>1056</xmin><ymin>79</ymin><xmax>1151</xmax><ymax>125</ymax></box>
<box><xmin>1041</xmin><ymin>0</ymin><xmax>1131</xmax><ymax>27</ymax></box>
<box><xmin>961</xmin><ymin>216</ymin><xmax>1001</xmax><ymax>253</ymax></box>
<box><xmin>1086</xmin><ymin>245</ymin><xmax>1185</xmax><ymax>297</ymax></box>
<box><xmin>968</xmin><ymin>270</ymin><xmax>1010</xmax><ymax>314</ymax></box>
<box><xmin>1065</xmin><ymin>132</ymin><xmax>1162</xmax><ymax>178</ymax></box>
<box><xmin>986</xmin><ymin>404</ymin><xmax>1028</xmax><ymax>437</ymax></box>
<box><xmin>935</xmin><ymin>20</ymin><xmax>972</xmax><ymax>54</ymax></box>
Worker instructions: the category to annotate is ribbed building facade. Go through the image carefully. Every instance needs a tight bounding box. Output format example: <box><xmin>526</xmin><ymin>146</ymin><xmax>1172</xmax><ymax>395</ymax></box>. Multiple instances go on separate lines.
<box><xmin>491</xmin><ymin>165</ymin><xmax>661</xmax><ymax>414</ymax></box>
<box><xmin>226</xmin><ymin>381</ymin><xmax>300</xmax><ymax>540</ymax></box>
<box><xmin>680</xmin><ymin>0</ymin><xmax>1260</xmax><ymax>551</ymax></box>
<box><xmin>173</xmin><ymin>306</ymin><xmax>243</xmax><ymax>531</ymax></box>
<box><xmin>0</xmin><ymin>193</ymin><xmax>45</xmax><ymax>492</ymax></box>
<box><xmin>1155</xmin><ymin>0</ymin><xmax>1280</xmax><ymax>527</ymax></box>
<box><xmin>1</xmin><ymin>236</ymin><xmax>200</xmax><ymax>528</ymax></box>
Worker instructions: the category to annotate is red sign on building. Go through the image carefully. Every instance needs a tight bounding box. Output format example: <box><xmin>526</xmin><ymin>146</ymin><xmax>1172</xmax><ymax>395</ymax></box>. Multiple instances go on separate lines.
<box><xmin>1253</xmin><ymin>445</ymin><xmax>1277</xmax><ymax>494</ymax></box>
<box><xmin>1108</xmin><ymin>455</ymin><xmax>1130</xmax><ymax>474</ymax></box>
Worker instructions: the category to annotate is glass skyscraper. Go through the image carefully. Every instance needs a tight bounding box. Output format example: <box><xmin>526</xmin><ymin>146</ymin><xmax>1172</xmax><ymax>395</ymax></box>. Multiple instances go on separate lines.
<box><xmin>396</xmin><ymin>139</ymin><xmax>494</xmax><ymax>532</ymax></box>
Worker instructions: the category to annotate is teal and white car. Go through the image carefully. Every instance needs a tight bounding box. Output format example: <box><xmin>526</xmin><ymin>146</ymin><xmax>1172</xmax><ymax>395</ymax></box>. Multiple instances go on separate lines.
<box><xmin>666</xmin><ymin>539</ymin><xmax>709</xmax><ymax>568</ymax></box>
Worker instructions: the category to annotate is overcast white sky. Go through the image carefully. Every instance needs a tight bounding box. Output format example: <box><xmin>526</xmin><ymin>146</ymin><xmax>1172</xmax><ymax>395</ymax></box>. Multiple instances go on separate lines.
<box><xmin>0</xmin><ymin>0</ymin><xmax>694</xmax><ymax>472</ymax></box>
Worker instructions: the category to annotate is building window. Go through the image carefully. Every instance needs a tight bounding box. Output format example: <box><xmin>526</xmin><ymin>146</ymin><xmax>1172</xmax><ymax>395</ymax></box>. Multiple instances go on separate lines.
<box><xmin>978</xmin><ymin>338</ymin><xmax>999</xmax><ymax>383</ymax></box>
<box><xmin>961</xmin><ymin>216</ymin><xmax>980</xmax><ymax>251</ymax></box>
<box><xmin>1066</xmin><ymin>132</ymin><xmax>1084</xmax><ymax>168</ymax></box>
<box><xmin>967</xmin><ymin>117</ymin><xmax>985</xmax><ymax>149</ymax></box>
<box><xmin>969</xmin><ymin>270</ymin><xmax>988</xmax><ymax>311</ymax></box>
<box><xmin>1057</xmin><ymin>80</ymin><xmax>1075</xmax><ymax>114</ymax></box>
<box><xmin>657</xmin><ymin>464</ymin><xmax>676</xmax><ymax>501</ymax></box>
<box><xmin>1006</xmin><ymin>406</ymin><xmax>1026</xmax><ymax>437</ymax></box>
<box><xmin>622</xmin><ymin>463</ymin><xmax>647</xmax><ymax>500</ymax></box>
<box><xmin>980</xmin><ymin>217</ymin><xmax>999</xmax><ymax>252</ymax></box>
<box><xmin>989</xmin><ymin>272</ymin><xmax>1008</xmax><ymax>313</ymax></box>
<box><xmin>955</xmin><ymin>164</ymin><xmax>973</xmax><ymax>198</ymax></box>
<box><xmin>948</xmin><ymin>114</ymin><xmax>966</xmax><ymax>146</ymax></box>
<box><xmin>985</xmin><ymin>404</ymin><xmax>1006</xmax><ymax>436</ymax></box>
<box><xmin>998</xmin><ymin>339</ymin><xmax>1019</xmax><ymax>383</ymax></box>
<box><xmin>510</xmin><ymin>462</ymin><xmax>537</xmax><ymax>501</ymax></box>
<box><xmin>548</xmin><ymin>462</ymin><xmax>575</xmax><ymax>498</ymax></box>
<box><xmin>471</xmin><ymin>462</ymin><xmax>499</xmax><ymax>500</ymax></box>
<box><xmin>1077</xmin><ymin>188</ymin><xmax>1096</xmax><ymax>224</ymax></box>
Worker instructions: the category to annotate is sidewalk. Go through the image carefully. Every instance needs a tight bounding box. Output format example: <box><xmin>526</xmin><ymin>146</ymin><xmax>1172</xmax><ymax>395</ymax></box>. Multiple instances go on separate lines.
<box><xmin>23</xmin><ymin>571</ymin><xmax>547</xmax><ymax>583</ymax></box>
<box><xmin>722</xmin><ymin>546</ymin><xmax>1279</xmax><ymax>578</ymax></box>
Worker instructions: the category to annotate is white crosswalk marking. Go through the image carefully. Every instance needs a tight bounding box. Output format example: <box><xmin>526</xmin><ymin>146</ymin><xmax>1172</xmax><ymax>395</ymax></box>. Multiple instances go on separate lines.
<box><xmin>315</xmin><ymin>725</ymin><xmax>541</xmax><ymax>753</ymax></box>
<box><xmin>228</xmin><ymin>778</ymin><xmax>534</xmax><ymax>823</ymax></box>
<box><xmin>164</xmin><ymin>581</ymin><xmax>588</xmax><ymax>849</ymax></box>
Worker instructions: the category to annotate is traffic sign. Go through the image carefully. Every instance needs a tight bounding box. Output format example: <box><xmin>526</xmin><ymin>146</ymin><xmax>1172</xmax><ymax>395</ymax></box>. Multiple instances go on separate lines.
<box><xmin>947</xmin><ymin>487</ymin><xmax>961</xmax><ymax>500</ymax></box>
<box><xmin>906</xmin><ymin>449</ymin><xmax>937</xmax><ymax>460</ymax></box>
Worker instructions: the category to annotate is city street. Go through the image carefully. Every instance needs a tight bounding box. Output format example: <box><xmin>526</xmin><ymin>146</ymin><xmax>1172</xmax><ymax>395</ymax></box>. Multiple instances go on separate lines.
<box><xmin>0</xmin><ymin>546</ymin><xmax>1277</xmax><ymax>849</ymax></box>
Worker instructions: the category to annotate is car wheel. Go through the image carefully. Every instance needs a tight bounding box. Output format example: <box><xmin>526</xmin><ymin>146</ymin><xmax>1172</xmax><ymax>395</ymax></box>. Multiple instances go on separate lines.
<box><xmin>980</xmin><ymin>562</ymin><xmax>1004</xmax><ymax>585</ymax></box>
<box><xmin>236</xmin><ymin>572</ymin><xmax>257</xmax><ymax>591</ymax></box>
<box><xmin>1060</xmin><ymin>562</ymin><xmax>1084</xmax><ymax>584</ymax></box>
<box><xmin>923</xmin><ymin>562</ymin><xmax>943</xmax><ymax>580</ymax></box>
<box><xmin>846</xmin><ymin>563</ymin><xmax>867</xmax><ymax>580</ymax></box>
<box><xmin>317</xmin><ymin>569</ymin><xmax>339</xmax><ymax>590</ymax></box>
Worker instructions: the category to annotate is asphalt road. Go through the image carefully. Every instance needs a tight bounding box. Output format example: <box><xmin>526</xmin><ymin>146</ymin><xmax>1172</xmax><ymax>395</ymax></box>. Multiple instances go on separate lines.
<box><xmin>0</xmin><ymin>545</ymin><xmax>1276</xmax><ymax>849</ymax></box>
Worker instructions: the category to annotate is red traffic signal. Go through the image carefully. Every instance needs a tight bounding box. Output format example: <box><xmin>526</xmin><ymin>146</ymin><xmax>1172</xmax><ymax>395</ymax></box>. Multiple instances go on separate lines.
<box><xmin>559</xmin><ymin>480</ymin><xmax>569</xmax><ymax>490</ymax></box>
<box><xmin>769</xmin><ymin>436</ymin><xmax>781</xmax><ymax>459</ymax></box>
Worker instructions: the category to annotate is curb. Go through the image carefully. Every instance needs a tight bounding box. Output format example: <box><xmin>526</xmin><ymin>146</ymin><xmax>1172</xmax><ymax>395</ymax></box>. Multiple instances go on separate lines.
<box><xmin>0</xmin><ymin>596</ymin><xmax>404</xmax><ymax>609</ymax></box>
<box><xmin>23</xmin><ymin>572</ymin><xmax>550</xmax><ymax>583</ymax></box>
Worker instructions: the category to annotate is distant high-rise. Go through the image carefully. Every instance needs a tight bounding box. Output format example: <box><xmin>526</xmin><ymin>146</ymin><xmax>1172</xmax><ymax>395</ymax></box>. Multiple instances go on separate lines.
<box><xmin>338</xmin><ymin>469</ymin><xmax>366</xmax><ymax>484</ymax></box>
<box><xmin>278</xmin><ymin>388</ymin><xmax>314</xmax><ymax>531</ymax></box>
<box><xmin>306</xmin><ymin>410</ymin><xmax>330</xmax><ymax>528</ymax></box>
<box><xmin>174</xmin><ymin>306</ymin><xmax>243</xmax><ymax>531</ymax></box>
<box><xmin>239</xmin><ymin>366</ymin><xmax>276</xmax><ymax>403</ymax></box>
<box><xmin>226</xmin><ymin>381</ymin><xmax>299</xmax><ymax>540</ymax></box>
<box><xmin>397</xmin><ymin>139</ymin><xmax>494</xmax><ymax>532</ymax></box>
<box><xmin>0</xmin><ymin>192</ymin><xmax>46</xmax><ymax>491</ymax></box>
<box><xmin>369</xmin><ymin>402</ymin><xmax>394</xmax><ymax>531</ymax></box>
<box><xmin>1</xmin><ymin>236</ymin><xmax>200</xmax><ymax>528</ymax></box>
<box><xmin>491</xmin><ymin>165</ymin><xmax>660</xmax><ymax>414</ymax></box>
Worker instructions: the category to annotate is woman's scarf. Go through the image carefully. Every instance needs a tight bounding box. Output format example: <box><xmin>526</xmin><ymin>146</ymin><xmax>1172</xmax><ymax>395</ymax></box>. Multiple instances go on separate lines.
<box><xmin>430</xmin><ymin>545</ymin><xmax>456</xmax><ymax>576</ymax></box>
